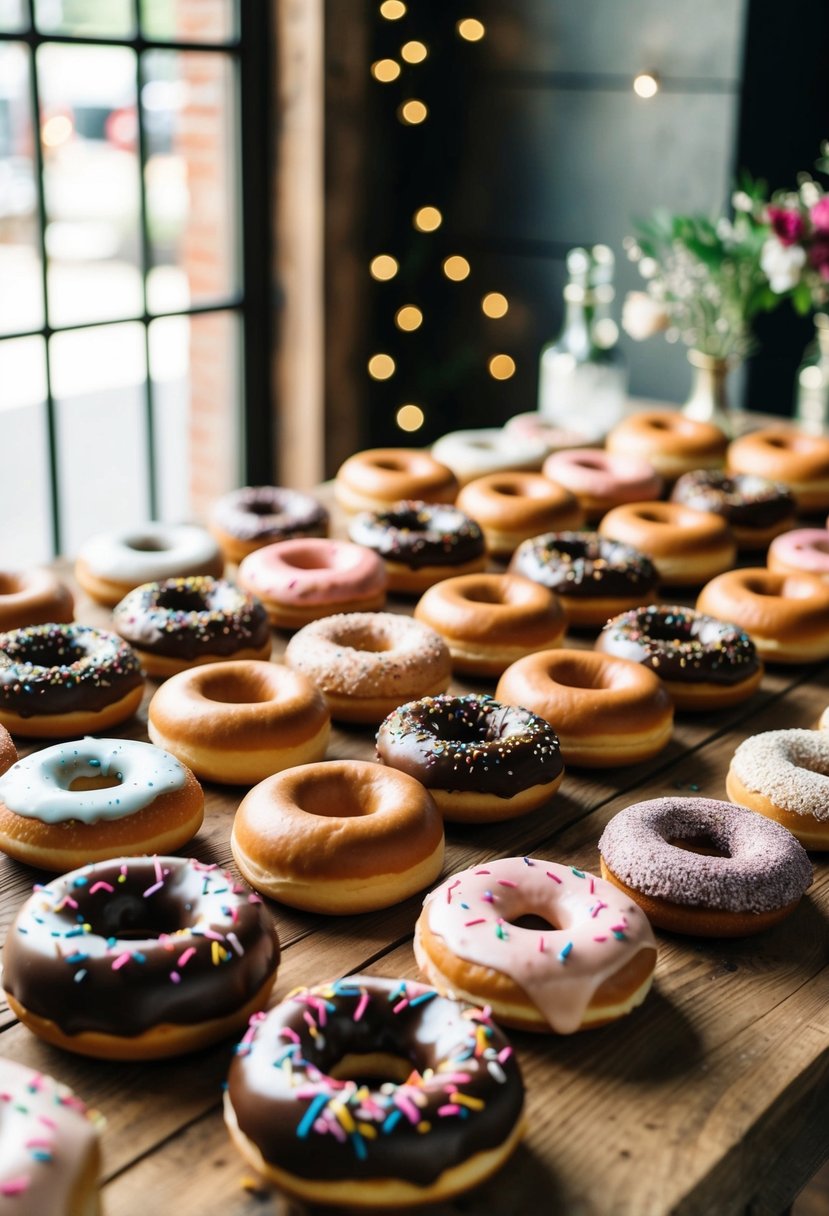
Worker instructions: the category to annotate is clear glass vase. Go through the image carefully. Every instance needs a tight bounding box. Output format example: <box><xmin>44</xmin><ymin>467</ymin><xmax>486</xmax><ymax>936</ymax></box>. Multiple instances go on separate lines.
<box><xmin>795</xmin><ymin>311</ymin><xmax>829</xmax><ymax>434</ymax></box>
<box><xmin>682</xmin><ymin>349</ymin><xmax>734</xmax><ymax>433</ymax></box>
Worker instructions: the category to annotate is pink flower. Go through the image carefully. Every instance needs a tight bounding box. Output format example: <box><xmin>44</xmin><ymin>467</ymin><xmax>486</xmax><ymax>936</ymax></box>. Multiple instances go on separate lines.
<box><xmin>808</xmin><ymin>235</ymin><xmax>829</xmax><ymax>279</ymax></box>
<box><xmin>810</xmin><ymin>196</ymin><xmax>829</xmax><ymax>233</ymax></box>
<box><xmin>767</xmin><ymin>206</ymin><xmax>805</xmax><ymax>246</ymax></box>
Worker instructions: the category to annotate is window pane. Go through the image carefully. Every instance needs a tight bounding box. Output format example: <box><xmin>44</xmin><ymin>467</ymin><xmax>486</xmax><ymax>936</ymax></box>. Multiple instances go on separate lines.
<box><xmin>37</xmin><ymin>43</ymin><xmax>143</xmax><ymax>327</ymax></box>
<box><xmin>144</xmin><ymin>50</ymin><xmax>239</xmax><ymax>314</ymax></box>
<box><xmin>141</xmin><ymin>0</ymin><xmax>238</xmax><ymax>44</ymax></box>
<box><xmin>0</xmin><ymin>0</ymin><xmax>27</xmax><ymax>32</ymax></box>
<box><xmin>51</xmin><ymin>323</ymin><xmax>150</xmax><ymax>554</ymax></box>
<box><xmin>0</xmin><ymin>337</ymin><xmax>52</xmax><ymax>565</ymax></box>
<box><xmin>0</xmin><ymin>44</ymin><xmax>44</xmax><ymax>335</ymax></box>
<box><xmin>34</xmin><ymin>0</ymin><xmax>134</xmax><ymax>38</ymax></box>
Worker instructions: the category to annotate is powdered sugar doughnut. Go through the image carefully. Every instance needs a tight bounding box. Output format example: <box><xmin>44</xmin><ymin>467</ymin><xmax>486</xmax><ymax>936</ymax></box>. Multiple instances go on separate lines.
<box><xmin>432</xmin><ymin>428</ymin><xmax>548</xmax><ymax>485</ymax></box>
<box><xmin>767</xmin><ymin>528</ymin><xmax>829</xmax><ymax>582</ymax></box>
<box><xmin>726</xmin><ymin>728</ymin><xmax>829</xmax><ymax>850</ymax></box>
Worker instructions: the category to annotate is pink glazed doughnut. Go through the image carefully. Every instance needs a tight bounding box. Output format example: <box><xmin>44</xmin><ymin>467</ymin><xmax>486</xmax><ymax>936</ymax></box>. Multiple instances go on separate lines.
<box><xmin>414</xmin><ymin>856</ymin><xmax>657</xmax><ymax>1033</ymax></box>
<box><xmin>767</xmin><ymin>528</ymin><xmax>829</xmax><ymax>582</ymax></box>
<box><xmin>543</xmin><ymin>449</ymin><xmax>663</xmax><ymax>522</ymax></box>
<box><xmin>237</xmin><ymin>538</ymin><xmax>387</xmax><ymax>629</ymax></box>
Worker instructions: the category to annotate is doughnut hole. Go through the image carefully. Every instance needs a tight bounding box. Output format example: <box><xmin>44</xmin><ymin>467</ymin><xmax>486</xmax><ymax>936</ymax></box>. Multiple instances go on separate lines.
<box><xmin>125</xmin><ymin>537</ymin><xmax>170</xmax><ymax>552</ymax></box>
<box><xmin>328</xmin><ymin>1054</ymin><xmax>414</xmax><ymax>1085</ymax></box>
<box><xmin>195</xmin><ymin>666</ymin><xmax>280</xmax><ymax>705</ymax></box>
<box><xmin>155</xmin><ymin>586</ymin><xmax>209</xmax><ymax>613</ymax></box>
<box><xmin>666</xmin><ymin>835</ymin><xmax>731</xmax><ymax>858</ymax></box>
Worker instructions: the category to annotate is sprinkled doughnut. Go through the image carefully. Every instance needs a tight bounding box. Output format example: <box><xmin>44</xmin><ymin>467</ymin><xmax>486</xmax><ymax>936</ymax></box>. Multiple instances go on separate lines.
<box><xmin>285</xmin><ymin>612</ymin><xmax>451</xmax><ymax>723</ymax></box>
<box><xmin>726</xmin><ymin>728</ymin><xmax>829</xmax><ymax>850</ymax></box>
<box><xmin>376</xmin><ymin>694</ymin><xmax>564</xmax><ymax>822</ymax></box>
<box><xmin>598</xmin><ymin>501</ymin><xmax>736</xmax><ymax>586</ymax></box>
<box><xmin>727</xmin><ymin>425</ymin><xmax>829</xmax><ymax>513</ymax></box>
<box><xmin>335</xmin><ymin>448</ymin><xmax>458</xmax><ymax>514</ymax></box>
<box><xmin>767</xmin><ymin>527</ymin><xmax>829</xmax><ymax>582</ymax></box>
<box><xmin>542</xmin><ymin>449</ymin><xmax>663</xmax><ymax>522</ymax></box>
<box><xmin>414</xmin><ymin>857</ymin><xmax>657</xmax><ymax>1033</ymax></box>
<box><xmin>209</xmin><ymin>484</ymin><xmax>329</xmax><ymax>564</ymax></box>
<box><xmin>598</xmin><ymin>797</ymin><xmax>813</xmax><ymax>935</ymax></box>
<box><xmin>75</xmin><ymin>522</ymin><xmax>224</xmax><ymax>607</ymax></box>
<box><xmin>432</xmin><ymin>426</ymin><xmax>548</xmax><ymax>484</ymax></box>
<box><xmin>0</xmin><ymin>623</ymin><xmax>144</xmax><ymax>738</ymax></box>
<box><xmin>696</xmin><ymin>568</ymin><xmax>829</xmax><ymax>664</ymax></box>
<box><xmin>348</xmin><ymin>500</ymin><xmax>486</xmax><ymax>594</ymax></box>
<box><xmin>0</xmin><ymin>1057</ymin><xmax>102</xmax><ymax>1211</ymax></box>
<box><xmin>0</xmin><ymin>737</ymin><xmax>204</xmax><ymax>871</ymax></box>
<box><xmin>606</xmin><ymin>410</ymin><xmax>727</xmax><ymax>479</ymax></box>
<box><xmin>509</xmin><ymin>531</ymin><xmax>658</xmax><ymax>628</ymax></box>
<box><xmin>595</xmin><ymin>605</ymin><xmax>764</xmax><ymax>710</ymax></box>
<box><xmin>0</xmin><ymin>568</ymin><xmax>74</xmax><ymax>631</ymax></box>
<box><xmin>3</xmin><ymin>855</ymin><xmax>280</xmax><ymax>1059</ymax></box>
<box><xmin>223</xmin><ymin>975</ymin><xmax>525</xmax><ymax>1209</ymax></box>
<box><xmin>455</xmin><ymin>471</ymin><xmax>583</xmax><ymax>557</ymax></box>
<box><xmin>671</xmin><ymin>469</ymin><xmax>796</xmax><ymax>550</ymax></box>
<box><xmin>112</xmin><ymin>576</ymin><xmax>271</xmax><ymax>678</ymax></box>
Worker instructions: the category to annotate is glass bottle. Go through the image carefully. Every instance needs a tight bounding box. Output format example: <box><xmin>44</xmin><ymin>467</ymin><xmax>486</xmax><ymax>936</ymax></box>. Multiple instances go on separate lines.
<box><xmin>795</xmin><ymin>311</ymin><xmax>829</xmax><ymax>434</ymax></box>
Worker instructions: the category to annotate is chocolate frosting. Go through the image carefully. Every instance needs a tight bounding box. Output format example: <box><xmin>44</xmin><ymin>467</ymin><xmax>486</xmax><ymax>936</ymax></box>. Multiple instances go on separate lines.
<box><xmin>596</xmin><ymin>605</ymin><xmax>761</xmax><ymax>686</ymax></box>
<box><xmin>113</xmin><ymin>576</ymin><xmax>270</xmax><ymax>659</ymax></box>
<box><xmin>349</xmin><ymin>501</ymin><xmax>485</xmax><ymax>570</ymax></box>
<box><xmin>510</xmin><ymin>532</ymin><xmax>658</xmax><ymax>599</ymax></box>
<box><xmin>0</xmin><ymin>623</ymin><xmax>143</xmax><ymax>717</ymax></box>
<box><xmin>211</xmin><ymin>486</ymin><xmax>328</xmax><ymax>542</ymax></box>
<box><xmin>671</xmin><ymin>470</ymin><xmax>795</xmax><ymax>529</ymax></box>
<box><xmin>226</xmin><ymin>975</ymin><xmax>524</xmax><ymax>1185</ymax></box>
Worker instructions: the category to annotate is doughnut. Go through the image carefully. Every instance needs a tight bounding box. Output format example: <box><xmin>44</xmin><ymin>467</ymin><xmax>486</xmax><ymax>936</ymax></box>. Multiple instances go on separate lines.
<box><xmin>598</xmin><ymin>796</ymin><xmax>813</xmax><ymax>935</ymax></box>
<box><xmin>727</xmin><ymin>425</ymin><xmax>829</xmax><ymax>513</ymax></box>
<box><xmin>376</xmin><ymin>693</ymin><xmax>564</xmax><ymax>822</ymax></box>
<box><xmin>820</xmin><ymin>704</ymin><xmax>829</xmax><ymax>732</ymax></box>
<box><xmin>209</xmin><ymin>484</ymin><xmax>329</xmax><ymax>564</ymax></box>
<box><xmin>0</xmin><ymin>1057</ymin><xmax>102</xmax><ymax>1213</ymax></box>
<box><xmin>75</xmin><ymin>522</ymin><xmax>224</xmax><ymax>607</ymax></box>
<box><xmin>148</xmin><ymin>660</ymin><xmax>330</xmax><ymax>785</ymax></box>
<box><xmin>112</xmin><ymin>576</ymin><xmax>271</xmax><ymax>678</ymax></box>
<box><xmin>0</xmin><ymin>737</ymin><xmax>204</xmax><ymax>870</ymax></box>
<box><xmin>285</xmin><ymin>612</ymin><xmax>451</xmax><ymax>723</ymax></box>
<box><xmin>696</xmin><ymin>568</ymin><xmax>829</xmax><ymax>664</ymax></box>
<box><xmin>455</xmin><ymin>471</ymin><xmax>583</xmax><ymax>558</ymax></box>
<box><xmin>414</xmin><ymin>573</ymin><xmax>567</xmax><ymax>678</ymax></box>
<box><xmin>670</xmin><ymin>469</ymin><xmax>796</xmax><ymax>550</ymax></box>
<box><xmin>598</xmin><ymin>501</ymin><xmax>737</xmax><ymax>586</ymax></box>
<box><xmin>726</xmin><ymin>728</ymin><xmax>829</xmax><ymax>849</ymax></box>
<box><xmin>431</xmin><ymin>427</ymin><xmax>547</xmax><ymax>484</ymax></box>
<box><xmin>237</xmin><ymin>538</ymin><xmax>387</xmax><ymax>629</ymax></box>
<box><xmin>3</xmin><ymin>855</ymin><xmax>280</xmax><ymax>1060</ymax></box>
<box><xmin>595</xmin><ymin>605</ymin><xmax>764</xmax><ymax>710</ymax></box>
<box><xmin>231</xmin><ymin>760</ymin><xmax>444</xmax><ymax>911</ymax></box>
<box><xmin>335</xmin><ymin>448</ymin><xmax>458</xmax><ymax>514</ymax></box>
<box><xmin>504</xmin><ymin>411</ymin><xmax>595</xmax><ymax>450</ymax></box>
<box><xmin>0</xmin><ymin>724</ymin><xmax>17</xmax><ymax>775</ymax></box>
<box><xmin>414</xmin><ymin>857</ymin><xmax>657</xmax><ymax>1033</ymax></box>
<box><xmin>509</xmin><ymin>531</ymin><xmax>658</xmax><ymax>629</ymax></box>
<box><xmin>767</xmin><ymin>527</ymin><xmax>829</xmax><ymax>582</ymax></box>
<box><xmin>542</xmin><ymin>449</ymin><xmax>663</xmax><ymax>522</ymax></box>
<box><xmin>0</xmin><ymin>623</ymin><xmax>144</xmax><ymax>738</ymax></box>
<box><xmin>496</xmin><ymin>649</ymin><xmax>673</xmax><ymax>767</ymax></box>
<box><xmin>0</xmin><ymin>568</ymin><xmax>74</xmax><ymax>631</ymax></box>
<box><xmin>223</xmin><ymin>975</ymin><xmax>525</xmax><ymax>1208</ymax></box>
<box><xmin>606</xmin><ymin>410</ymin><xmax>727</xmax><ymax>479</ymax></box>
<box><xmin>348</xmin><ymin>500</ymin><xmax>486</xmax><ymax>594</ymax></box>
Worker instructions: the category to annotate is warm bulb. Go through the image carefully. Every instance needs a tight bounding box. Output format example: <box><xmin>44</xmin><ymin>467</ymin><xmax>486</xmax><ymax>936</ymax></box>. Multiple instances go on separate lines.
<box><xmin>401</xmin><ymin>40</ymin><xmax>427</xmax><ymax>63</ymax></box>
<box><xmin>482</xmin><ymin>292</ymin><xmax>508</xmax><ymax>318</ymax></box>
<box><xmin>370</xmin><ymin>254</ymin><xmax>399</xmax><ymax>281</ymax></box>
<box><xmin>396</xmin><ymin>404</ymin><xmax>425</xmax><ymax>431</ymax></box>
<box><xmin>399</xmin><ymin>99</ymin><xmax>428</xmax><ymax>125</ymax></box>
<box><xmin>633</xmin><ymin>72</ymin><xmax>659</xmax><ymax>99</ymax></box>
<box><xmin>413</xmin><ymin>206</ymin><xmax>442</xmax><ymax>232</ymax></box>
<box><xmin>395</xmin><ymin>305</ymin><xmax>423</xmax><ymax>331</ymax></box>
<box><xmin>372</xmin><ymin>58</ymin><xmax>401</xmax><ymax>82</ymax></box>
<box><xmin>489</xmin><ymin>354</ymin><xmax>515</xmax><ymax>380</ymax></box>
<box><xmin>443</xmin><ymin>255</ymin><xmax>471</xmax><ymax>281</ymax></box>
<box><xmin>380</xmin><ymin>0</ymin><xmax>406</xmax><ymax>19</ymax></box>
<box><xmin>368</xmin><ymin>353</ymin><xmax>396</xmax><ymax>379</ymax></box>
<box><xmin>457</xmin><ymin>18</ymin><xmax>485</xmax><ymax>41</ymax></box>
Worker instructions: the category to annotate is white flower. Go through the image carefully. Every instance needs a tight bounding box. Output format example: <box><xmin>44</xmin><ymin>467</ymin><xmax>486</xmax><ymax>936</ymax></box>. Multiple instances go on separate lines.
<box><xmin>760</xmin><ymin>238</ymin><xmax>807</xmax><ymax>293</ymax></box>
<box><xmin>621</xmin><ymin>291</ymin><xmax>670</xmax><ymax>340</ymax></box>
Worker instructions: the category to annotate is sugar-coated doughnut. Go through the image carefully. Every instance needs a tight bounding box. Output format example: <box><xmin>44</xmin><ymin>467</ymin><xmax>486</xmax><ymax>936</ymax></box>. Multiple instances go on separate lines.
<box><xmin>414</xmin><ymin>573</ymin><xmax>566</xmax><ymax>677</ymax></box>
<box><xmin>231</xmin><ymin>760</ymin><xmax>444</xmax><ymax>912</ymax></box>
<box><xmin>599</xmin><ymin>797</ymin><xmax>813</xmax><ymax>935</ymax></box>
<box><xmin>606</xmin><ymin>410</ymin><xmax>727</xmax><ymax>479</ymax></box>
<box><xmin>376</xmin><ymin>694</ymin><xmax>564</xmax><ymax>822</ymax></box>
<box><xmin>599</xmin><ymin>501</ymin><xmax>737</xmax><ymax>586</ymax></box>
<box><xmin>542</xmin><ymin>449</ymin><xmax>663</xmax><ymax>522</ymax></box>
<box><xmin>0</xmin><ymin>568</ymin><xmax>74</xmax><ymax>631</ymax></box>
<box><xmin>209</xmin><ymin>485</ymin><xmax>329</xmax><ymax>564</ymax></box>
<box><xmin>726</xmin><ymin>729</ymin><xmax>829</xmax><ymax>850</ymax></box>
<box><xmin>0</xmin><ymin>724</ymin><xmax>17</xmax><ymax>776</ymax></box>
<box><xmin>335</xmin><ymin>448</ymin><xmax>458</xmax><ymax>514</ymax></box>
<box><xmin>0</xmin><ymin>624</ymin><xmax>144</xmax><ymax>738</ymax></box>
<box><xmin>112</xmin><ymin>575</ymin><xmax>271</xmax><ymax>678</ymax></box>
<box><xmin>75</xmin><ymin>522</ymin><xmax>224</xmax><ymax>607</ymax></box>
<box><xmin>349</xmin><ymin>500</ymin><xmax>486</xmax><ymax>594</ymax></box>
<box><xmin>671</xmin><ymin>470</ymin><xmax>796</xmax><ymax>550</ymax></box>
<box><xmin>148</xmin><ymin>660</ymin><xmax>330</xmax><ymax>785</ymax></box>
<box><xmin>432</xmin><ymin>427</ymin><xmax>548</xmax><ymax>484</ymax></box>
<box><xmin>0</xmin><ymin>737</ymin><xmax>204</xmax><ymax>870</ymax></box>
<box><xmin>696</xmin><ymin>568</ymin><xmax>829</xmax><ymax>664</ymax></box>
<box><xmin>767</xmin><ymin>527</ymin><xmax>829</xmax><ymax>582</ymax></box>
<box><xmin>0</xmin><ymin>1057</ymin><xmax>102</xmax><ymax>1214</ymax></box>
<box><xmin>727</xmin><ymin>425</ymin><xmax>829</xmax><ymax>513</ymax></box>
<box><xmin>456</xmin><ymin>471</ymin><xmax>583</xmax><ymax>558</ymax></box>
<box><xmin>3</xmin><ymin>855</ymin><xmax>280</xmax><ymax>1060</ymax></box>
<box><xmin>414</xmin><ymin>857</ymin><xmax>657</xmax><ymax>1033</ymax></box>
<box><xmin>223</xmin><ymin>976</ymin><xmax>525</xmax><ymax>1209</ymax></box>
<box><xmin>496</xmin><ymin>649</ymin><xmax>673</xmax><ymax>767</ymax></box>
<box><xmin>237</xmin><ymin>538</ymin><xmax>387</xmax><ymax>629</ymax></box>
<box><xmin>285</xmin><ymin>612</ymin><xmax>451</xmax><ymax>723</ymax></box>
<box><xmin>504</xmin><ymin>411</ymin><xmax>596</xmax><ymax>450</ymax></box>
<box><xmin>509</xmin><ymin>531</ymin><xmax>658</xmax><ymax>628</ymax></box>
<box><xmin>595</xmin><ymin>605</ymin><xmax>764</xmax><ymax>710</ymax></box>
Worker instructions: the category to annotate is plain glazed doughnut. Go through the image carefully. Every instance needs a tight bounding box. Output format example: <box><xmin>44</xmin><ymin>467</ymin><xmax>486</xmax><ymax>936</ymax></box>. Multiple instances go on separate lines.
<box><xmin>0</xmin><ymin>737</ymin><xmax>204</xmax><ymax>870</ymax></box>
<box><xmin>606</xmin><ymin>410</ymin><xmax>727</xmax><ymax>479</ymax></box>
<box><xmin>75</xmin><ymin>522</ymin><xmax>224</xmax><ymax>607</ymax></box>
<box><xmin>231</xmin><ymin>760</ymin><xmax>444</xmax><ymax>912</ymax></box>
<box><xmin>496</xmin><ymin>649</ymin><xmax>673</xmax><ymax>767</ymax></box>
<box><xmin>598</xmin><ymin>797</ymin><xmax>813</xmax><ymax>935</ymax></box>
<box><xmin>456</xmin><ymin>471</ymin><xmax>583</xmax><ymax>557</ymax></box>
<box><xmin>432</xmin><ymin>427</ymin><xmax>548</xmax><ymax>484</ymax></box>
<box><xmin>0</xmin><ymin>568</ymin><xmax>74</xmax><ymax>631</ymax></box>
<box><xmin>285</xmin><ymin>612</ymin><xmax>451</xmax><ymax>723</ymax></box>
<box><xmin>0</xmin><ymin>623</ymin><xmax>144</xmax><ymax>738</ymax></box>
<box><xmin>209</xmin><ymin>485</ymin><xmax>329</xmax><ymax>564</ymax></box>
<box><xmin>3</xmin><ymin>855</ymin><xmax>280</xmax><ymax>1060</ymax></box>
<box><xmin>598</xmin><ymin>501</ymin><xmax>737</xmax><ymax>586</ymax></box>
<box><xmin>223</xmin><ymin>976</ymin><xmax>525</xmax><ymax>1209</ymax></box>
<box><xmin>696</xmin><ymin>568</ymin><xmax>829</xmax><ymax>664</ymax></box>
<box><xmin>767</xmin><ymin>528</ymin><xmax>829</xmax><ymax>582</ymax></box>
<box><xmin>414</xmin><ymin>573</ymin><xmax>566</xmax><ymax>677</ymax></box>
<box><xmin>542</xmin><ymin>449</ymin><xmax>663</xmax><ymax>522</ymax></box>
<box><xmin>335</xmin><ymin>448</ymin><xmax>458</xmax><ymax>514</ymax></box>
<box><xmin>414</xmin><ymin>857</ymin><xmax>657</xmax><ymax>1033</ymax></box>
<box><xmin>726</xmin><ymin>729</ymin><xmax>829</xmax><ymax>849</ymax></box>
<box><xmin>148</xmin><ymin>660</ymin><xmax>330</xmax><ymax>785</ymax></box>
<box><xmin>595</xmin><ymin>605</ymin><xmax>764</xmax><ymax>710</ymax></box>
<box><xmin>376</xmin><ymin>694</ymin><xmax>564</xmax><ymax>822</ymax></box>
<box><xmin>727</xmin><ymin>426</ymin><xmax>829</xmax><ymax>513</ymax></box>
<box><xmin>671</xmin><ymin>470</ymin><xmax>796</xmax><ymax>550</ymax></box>
<box><xmin>348</xmin><ymin>500</ymin><xmax>486</xmax><ymax>594</ymax></box>
<box><xmin>237</xmin><ymin>538</ymin><xmax>387</xmax><ymax>629</ymax></box>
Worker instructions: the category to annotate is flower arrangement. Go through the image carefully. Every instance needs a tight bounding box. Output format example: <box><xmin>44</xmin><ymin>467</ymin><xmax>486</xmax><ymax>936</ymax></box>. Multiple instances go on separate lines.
<box><xmin>757</xmin><ymin>142</ymin><xmax>829</xmax><ymax>312</ymax></box>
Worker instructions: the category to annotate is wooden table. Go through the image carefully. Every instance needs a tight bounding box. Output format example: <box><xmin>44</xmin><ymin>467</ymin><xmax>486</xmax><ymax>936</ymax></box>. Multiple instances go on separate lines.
<box><xmin>1</xmin><ymin>553</ymin><xmax>828</xmax><ymax>1216</ymax></box>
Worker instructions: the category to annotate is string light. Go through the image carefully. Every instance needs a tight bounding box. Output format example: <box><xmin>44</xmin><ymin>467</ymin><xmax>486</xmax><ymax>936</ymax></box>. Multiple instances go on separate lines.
<box><xmin>443</xmin><ymin>255</ymin><xmax>470</xmax><ymax>281</ymax></box>
<box><xmin>413</xmin><ymin>206</ymin><xmax>442</xmax><ymax>232</ymax></box>
<box><xmin>457</xmin><ymin>18</ymin><xmax>485</xmax><ymax>41</ymax></box>
<box><xmin>372</xmin><ymin>59</ymin><xmax>401</xmax><ymax>83</ymax></box>
<box><xmin>633</xmin><ymin>72</ymin><xmax>659</xmax><ymax>99</ymax></box>
<box><xmin>396</xmin><ymin>404</ymin><xmax>425</xmax><ymax>431</ymax></box>
<box><xmin>370</xmin><ymin>254</ymin><xmax>399</xmax><ymax>281</ymax></box>
<box><xmin>395</xmin><ymin>305</ymin><xmax>423</xmax><ymax>331</ymax></box>
<box><xmin>368</xmin><ymin>353</ymin><xmax>396</xmax><ymax>379</ymax></box>
<box><xmin>401</xmin><ymin>40</ymin><xmax>428</xmax><ymax>63</ymax></box>
<box><xmin>379</xmin><ymin>0</ymin><xmax>406</xmax><ymax>19</ymax></box>
<box><xmin>481</xmin><ymin>292</ymin><xmax>508</xmax><ymax>318</ymax></box>
<box><xmin>399</xmin><ymin>100</ymin><xmax>428</xmax><ymax>125</ymax></box>
<box><xmin>488</xmin><ymin>354</ymin><xmax>515</xmax><ymax>380</ymax></box>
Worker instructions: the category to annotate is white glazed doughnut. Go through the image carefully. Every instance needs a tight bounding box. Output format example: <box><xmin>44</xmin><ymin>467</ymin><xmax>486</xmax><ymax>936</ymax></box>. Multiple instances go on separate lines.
<box><xmin>75</xmin><ymin>523</ymin><xmax>224</xmax><ymax>606</ymax></box>
<box><xmin>432</xmin><ymin>428</ymin><xmax>548</xmax><ymax>485</ymax></box>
